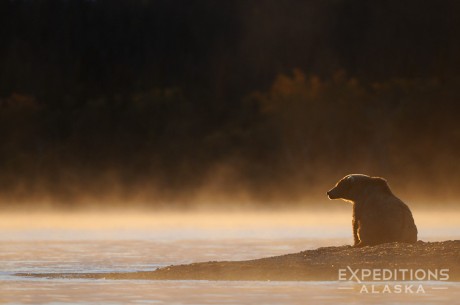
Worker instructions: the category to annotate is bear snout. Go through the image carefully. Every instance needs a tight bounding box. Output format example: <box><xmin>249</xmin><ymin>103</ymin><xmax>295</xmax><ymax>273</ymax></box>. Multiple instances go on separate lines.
<box><xmin>327</xmin><ymin>189</ymin><xmax>338</xmax><ymax>199</ymax></box>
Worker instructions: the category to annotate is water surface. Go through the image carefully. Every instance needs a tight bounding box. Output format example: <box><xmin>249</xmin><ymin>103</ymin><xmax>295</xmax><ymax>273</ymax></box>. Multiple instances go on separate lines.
<box><xmin>1</xmin><ymin>209</ymin><xmax>459</xmax><ymax>304</ymax></box>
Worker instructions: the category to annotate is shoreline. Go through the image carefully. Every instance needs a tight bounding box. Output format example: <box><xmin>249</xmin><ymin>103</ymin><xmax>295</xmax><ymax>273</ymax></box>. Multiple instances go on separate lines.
<box><xmin>18</xmin><ymin>240</ymin><xmax>460</xmax><ymax>281</ymax></box>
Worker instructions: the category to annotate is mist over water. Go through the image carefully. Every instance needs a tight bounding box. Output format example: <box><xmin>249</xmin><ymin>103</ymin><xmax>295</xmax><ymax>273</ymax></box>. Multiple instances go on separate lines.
<box><xmin>1</xmin><ymin>207</ymin><xmax>460</xmax><ymax>241</ymax></box>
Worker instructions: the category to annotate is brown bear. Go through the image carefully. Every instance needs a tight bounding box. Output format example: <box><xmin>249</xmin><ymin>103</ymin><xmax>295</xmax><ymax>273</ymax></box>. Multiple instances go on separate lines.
<box><xmin>327</xmin><ymin>174</ymin><xmax>417</xmax><ymax>247</ymax></box>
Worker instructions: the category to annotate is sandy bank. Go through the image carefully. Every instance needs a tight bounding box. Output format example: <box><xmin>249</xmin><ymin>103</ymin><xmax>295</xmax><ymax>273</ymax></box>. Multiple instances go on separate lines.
<box><xmin>19</xmin><ymin>240</ymin><xmax>460</xmax><ymax>281</ymax></box>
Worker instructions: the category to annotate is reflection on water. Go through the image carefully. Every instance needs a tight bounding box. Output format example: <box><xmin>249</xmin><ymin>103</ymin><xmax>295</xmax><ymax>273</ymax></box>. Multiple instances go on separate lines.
<box><xmin>1</xmin><ymin>209</ymin><xmax>459</xmax><ymax>304</ymax></box>
<box><xmin>4</xmin><ymin>279</ymin><xmax>460</xmax><ymax>305</ymax></box>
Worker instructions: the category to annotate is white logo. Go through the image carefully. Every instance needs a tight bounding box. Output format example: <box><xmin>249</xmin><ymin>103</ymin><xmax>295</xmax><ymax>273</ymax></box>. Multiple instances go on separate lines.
<box><xmin>337</xmin><ymin>266</ymin><xmax>450</xmax><ymax>294</ymax></box>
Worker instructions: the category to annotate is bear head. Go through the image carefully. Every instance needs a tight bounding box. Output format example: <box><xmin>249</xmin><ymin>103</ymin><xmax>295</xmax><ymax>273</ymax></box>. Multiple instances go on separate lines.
<box><xmin>327</xmin><ymin>174</ymin><xmax>390</xmax><ymax>202</ymax></box>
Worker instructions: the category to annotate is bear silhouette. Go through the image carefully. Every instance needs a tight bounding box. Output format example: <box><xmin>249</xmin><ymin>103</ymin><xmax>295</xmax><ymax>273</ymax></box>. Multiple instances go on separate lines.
<box><xmin>327</xmin><ymin>174</ymin><xmax>417</xmax><ymax>247</ymax></box>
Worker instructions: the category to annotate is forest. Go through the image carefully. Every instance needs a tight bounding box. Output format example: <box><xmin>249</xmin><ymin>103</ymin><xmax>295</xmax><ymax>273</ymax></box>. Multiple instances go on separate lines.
<box><xmin>1</xmin><ymin>0</ymin><xmax>460</xmax><ymax>207</ymax></box>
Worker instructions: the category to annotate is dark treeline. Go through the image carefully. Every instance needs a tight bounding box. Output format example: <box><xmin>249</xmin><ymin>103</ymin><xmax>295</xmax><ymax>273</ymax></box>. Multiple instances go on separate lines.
<box><xmin>1</xmin><ymin>0</ymin><xmax>460</xmax><ymax>207</ymax></box>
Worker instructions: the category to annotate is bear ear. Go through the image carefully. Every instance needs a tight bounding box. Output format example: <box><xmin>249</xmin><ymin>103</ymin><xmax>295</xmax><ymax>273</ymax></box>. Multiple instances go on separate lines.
<box><xmin>345</xmin><ymin>175</ymin><xmax>355</xmax><ymax>182</ymax></box>
<box><xmin>373</xmin><ymin>177</ymin><xmax>389</xmax><ymax>188</ymax></box>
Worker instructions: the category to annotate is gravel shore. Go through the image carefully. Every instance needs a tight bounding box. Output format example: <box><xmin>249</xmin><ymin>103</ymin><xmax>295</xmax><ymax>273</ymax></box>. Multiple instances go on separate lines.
<box><xmin>20</xmin><ymin>240</ymin><xmax>460</xmax><ymax>281</ymax></box>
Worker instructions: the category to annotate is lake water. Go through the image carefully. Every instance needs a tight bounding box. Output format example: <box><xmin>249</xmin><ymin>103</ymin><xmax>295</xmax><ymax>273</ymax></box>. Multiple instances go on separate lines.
<box><xmin>1</xmin><ymin>208</ymin><xmax>459</xmax><ymax>304</ymax></box>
